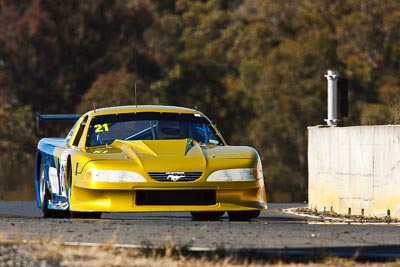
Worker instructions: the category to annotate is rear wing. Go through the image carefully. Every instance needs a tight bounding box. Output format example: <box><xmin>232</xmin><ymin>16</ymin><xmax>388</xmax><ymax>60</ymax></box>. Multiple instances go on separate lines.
<box><xmin>36</xmin><ymin>113</ymin><xmax>81</xmax><ymax>135</ymax></box>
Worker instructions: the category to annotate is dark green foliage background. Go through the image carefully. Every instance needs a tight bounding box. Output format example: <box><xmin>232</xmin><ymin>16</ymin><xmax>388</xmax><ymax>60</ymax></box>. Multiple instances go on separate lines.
<box><xmin>1</xmin><ymin>0</ymin><xmax>399</xmax><ymax>201</ymax></box>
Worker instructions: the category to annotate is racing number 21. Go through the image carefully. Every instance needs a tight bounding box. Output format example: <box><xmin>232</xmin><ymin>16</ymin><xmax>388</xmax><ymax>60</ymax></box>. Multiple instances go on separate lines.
<box><xmin>94</xmin><ymin>123</ymin><xmax>109</xmax><ymax>133</ymax></box>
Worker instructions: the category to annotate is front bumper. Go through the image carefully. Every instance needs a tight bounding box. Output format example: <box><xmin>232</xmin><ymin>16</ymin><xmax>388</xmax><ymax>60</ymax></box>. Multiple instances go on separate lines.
<box><xmin>70</xmin><ymin>180</ymin><xmax>267</xmax><ymax>212</ymax></box>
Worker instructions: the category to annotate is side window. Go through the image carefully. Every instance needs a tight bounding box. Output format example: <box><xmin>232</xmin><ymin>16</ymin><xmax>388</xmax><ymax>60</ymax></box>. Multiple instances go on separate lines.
<box><xmin>72</xmin><ymin>117</ymin><xmax>88</xmax><ymax>147</ymax></box>
<box><xmin>65</xmin><ymin>124</ymin><xmax>77</xmax><ymax>144</ymax></box>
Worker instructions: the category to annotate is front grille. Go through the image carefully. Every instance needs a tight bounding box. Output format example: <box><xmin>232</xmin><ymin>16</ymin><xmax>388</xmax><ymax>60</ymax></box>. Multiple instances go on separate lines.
<box><xmin>148</xmin><ymin>172</ymin><xmax>202</xmax><ymax>182</ymax></box>
<box><xmin>135</xmin><ymin>190</ymin><xmax>216</xmax><ymax>206</ymax></box>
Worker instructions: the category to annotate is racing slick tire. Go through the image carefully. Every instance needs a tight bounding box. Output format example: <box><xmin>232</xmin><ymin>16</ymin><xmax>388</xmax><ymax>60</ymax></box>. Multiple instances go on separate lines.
<box><xmin>190</xmin><ymin>211</ymin><xmax>225</xmax><ymax>221</ymax></box>
<box><xmin>228</xmin><ymin>210</ymin><xmax>261</xmax><ymax>221</ymax></box>
<box><xmin>39</xmin><ymin>160</ymin><xmax>71</xmax><ymax>218</ymax></box>
<box><xmin>70</xmin><ymin>211</ymin><xmax>102</xmax><ymax>219</ymax></box>
<box><xmin>39</xmin><ymin>161</ymin><xmax>52</xmax><ymax>218</ymax></box>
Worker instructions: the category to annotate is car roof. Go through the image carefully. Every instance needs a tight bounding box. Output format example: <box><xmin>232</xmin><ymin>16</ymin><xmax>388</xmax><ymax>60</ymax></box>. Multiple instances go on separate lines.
<box><xmin>83</xmin><ymin>105</ymin><xmax>202</xmax><ymax>117</ymax></box>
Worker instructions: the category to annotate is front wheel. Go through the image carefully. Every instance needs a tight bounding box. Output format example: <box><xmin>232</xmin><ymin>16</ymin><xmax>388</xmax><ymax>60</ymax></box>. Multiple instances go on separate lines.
<box><xmin>228</xmin><ymin>210</ymin><xmax>261</xmax><ymax>221</ymax></box>
<box><xmin>39</xmin><ymin>162</ymin><xmax>69</xmax><ymax>218</ymax></box>
<box><xmin>70</xmin><ymin>211</ymin><xmax>102</xmax><ymax>219</ymax></box>
<box><xmin>39</xmin><ymin>162</ymin><xmax>52</xmax><ymax>218</ymax></box>
<box><xmin>190</xmin><ymin>211</ymin><xmax>225</xmax><ymax>221</ymax></box>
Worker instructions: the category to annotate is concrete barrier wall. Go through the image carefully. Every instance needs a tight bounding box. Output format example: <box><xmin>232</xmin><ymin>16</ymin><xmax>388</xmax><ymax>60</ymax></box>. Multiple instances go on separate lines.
<box><xmin>308</xmin><ymin>125</ymin><xmax>400</xmax><ymax>218</ymax></box>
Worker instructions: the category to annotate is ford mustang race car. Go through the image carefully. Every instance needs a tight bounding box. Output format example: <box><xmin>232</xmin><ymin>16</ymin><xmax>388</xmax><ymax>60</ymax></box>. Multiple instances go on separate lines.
<box><xmin>34</xmin><ymin>105</ymin><xmax>267</xmax><ymax>220</ymax></box>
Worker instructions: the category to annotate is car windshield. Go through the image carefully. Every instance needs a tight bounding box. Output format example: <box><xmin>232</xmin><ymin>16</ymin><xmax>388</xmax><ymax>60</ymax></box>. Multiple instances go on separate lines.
<box><xmin>86</xmin><ymin>112</ymin><xmax>223</xmax><ymax>147</ymax></box>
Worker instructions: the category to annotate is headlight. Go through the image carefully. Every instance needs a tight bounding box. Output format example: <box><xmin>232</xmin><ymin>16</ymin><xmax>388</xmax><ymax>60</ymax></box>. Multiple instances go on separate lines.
<box><xmin>206</xmin><ymin>168</ymin><xmax>259</xmax><ymax>182</ymax></box>
<box><xmin>85</xmin><ymin>169</ymin><xmax>146</xmax><ymax>182</ymax></box>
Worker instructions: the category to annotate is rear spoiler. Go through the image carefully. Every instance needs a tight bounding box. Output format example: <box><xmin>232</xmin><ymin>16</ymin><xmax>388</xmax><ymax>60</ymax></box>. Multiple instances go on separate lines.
<box><xmin>36</xmin><ymin>113</ymin><xmax>81</xmax><ymax>135</ymax></box>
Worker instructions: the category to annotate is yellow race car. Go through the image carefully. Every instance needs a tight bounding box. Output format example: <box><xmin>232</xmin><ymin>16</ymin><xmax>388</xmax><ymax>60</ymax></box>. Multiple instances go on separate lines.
<box><xmin>35</xmin><ymin>105</ymin><xmax>267</xmax><ymax>220</ymax></box>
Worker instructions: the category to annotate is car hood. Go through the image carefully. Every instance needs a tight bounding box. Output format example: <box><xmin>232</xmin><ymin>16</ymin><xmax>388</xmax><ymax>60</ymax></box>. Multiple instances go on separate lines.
<box><xmin>80</xmin><ymin>139</ymin><xmax>258</xmax><ymax>173</ymax></box>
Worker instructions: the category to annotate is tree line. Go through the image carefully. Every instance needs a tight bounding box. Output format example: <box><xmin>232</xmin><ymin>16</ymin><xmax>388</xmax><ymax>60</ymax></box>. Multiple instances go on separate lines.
<box><xmin>1</xmin><ymin>0</ymin><xmax>399</xmax><ymax>201</ymax></box>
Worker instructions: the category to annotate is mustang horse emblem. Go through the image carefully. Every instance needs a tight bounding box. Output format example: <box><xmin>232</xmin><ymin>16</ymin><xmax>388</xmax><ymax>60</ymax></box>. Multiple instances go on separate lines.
<box><xmin>166</xmin><ymin>172</ymin><xmax>185</xmax><ymax>181</ymax></box>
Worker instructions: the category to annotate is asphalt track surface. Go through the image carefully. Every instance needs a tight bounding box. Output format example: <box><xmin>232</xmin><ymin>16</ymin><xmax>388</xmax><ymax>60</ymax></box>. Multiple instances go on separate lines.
<box><xmin>0</xmin><ymin>201</ymin><xmax>400</xmax><ymax>261</ymax></box>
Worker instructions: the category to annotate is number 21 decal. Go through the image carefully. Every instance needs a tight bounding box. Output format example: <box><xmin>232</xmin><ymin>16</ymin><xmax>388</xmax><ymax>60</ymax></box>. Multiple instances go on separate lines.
<box><xmin>94</xmin><ymin>123</ymin><xmax>109</xmax><ymax>133</ymax></box>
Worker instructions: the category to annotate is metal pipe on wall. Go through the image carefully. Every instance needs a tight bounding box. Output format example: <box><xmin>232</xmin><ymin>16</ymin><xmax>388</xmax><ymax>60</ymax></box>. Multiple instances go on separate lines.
<box><xmin>325</xmin><ymin>70</ymin><xmax>340</xmax><ymax>126</ymax></box>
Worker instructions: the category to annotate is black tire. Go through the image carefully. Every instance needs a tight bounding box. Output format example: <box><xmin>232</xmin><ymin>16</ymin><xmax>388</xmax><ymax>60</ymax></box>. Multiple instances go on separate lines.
<box><xmin>70</xmin><ymin>211</ymin><xmax>102</xmax><ymax>219</ymax></box>
<box><xmin>40</xmin><ymin>161</ymin><xmax>71</xmax><ymax>219</ymax></box>
<box><xmin>191</xmin><ymin>211</ymin><xmax>225</xmax><ymax>221</ymax></box>
<box><xmin>39</xmin><ymin>161</ymin><xmax>52</xmax><ymax>218</ymax></box>
<box><xmin>41</xmin><ymin>189</ymin><xmax>52</xmax><ymax>218</ymax></box>
<box><xmin>228</xmin><ymin>210</ymin><xmax>261</xmax><ymax>221</ymax></box>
